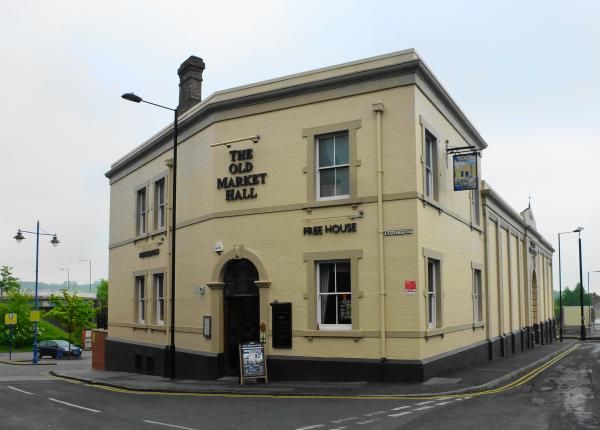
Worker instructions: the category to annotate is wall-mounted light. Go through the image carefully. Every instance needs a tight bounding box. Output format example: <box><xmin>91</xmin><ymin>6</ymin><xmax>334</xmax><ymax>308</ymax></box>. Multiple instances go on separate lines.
<box><xmin>214</xmin><ymin>241</ymin><xmax>224</xmax><ymax>254</ymax></box>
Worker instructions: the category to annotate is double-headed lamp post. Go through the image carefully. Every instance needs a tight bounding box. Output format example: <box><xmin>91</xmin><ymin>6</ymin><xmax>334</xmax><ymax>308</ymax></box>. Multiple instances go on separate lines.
<box><xmin>122</xmin><ymin>92</ymin><xmax>178</xmax><ymax>380</ymax></box>
<box><xmin>557</xmin><ymin>227</ymin><xmax>584</xmax><ymax>341</ymax></box>
<box><xmin>13</xmin><ymin>222</ymin><xmax>60</xmax><ymax>364</ymax></box>
<box><xmin>588</xmin><ymin>270</ymin><xmax>599</xmax><ymax>334</ymax></box>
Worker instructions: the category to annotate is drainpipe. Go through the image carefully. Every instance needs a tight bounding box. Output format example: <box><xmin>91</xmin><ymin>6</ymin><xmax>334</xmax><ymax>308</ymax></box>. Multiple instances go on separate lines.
<box><xmin>373</xmin><ymin>103</ymin><xmax>386</xmax><ymax>364</ymax></box>
<box><xmin>482</xmin><ymin>195</ymin><xmax>491</xmax><ymax>348</ymax></box>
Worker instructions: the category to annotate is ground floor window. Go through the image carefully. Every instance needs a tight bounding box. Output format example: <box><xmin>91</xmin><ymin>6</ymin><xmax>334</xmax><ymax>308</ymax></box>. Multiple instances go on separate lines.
<box><xmin>427</xmin><ymin>258</ymin><xmax>441</xmax><ymax>328</ymax></box>
<box><xmin>154</xmin><ymin>273</ymin><xmax>165</xmax><ymax>324</ymax></box>
<box><xmin>317</xmin><ymin>261</ymin><xmax>351</xmax><ymax>329</ymax></box>
<box><xmin>136</xmin><ymin>275</ymin><xmax>145</xmax><ymax>323</ymax></box>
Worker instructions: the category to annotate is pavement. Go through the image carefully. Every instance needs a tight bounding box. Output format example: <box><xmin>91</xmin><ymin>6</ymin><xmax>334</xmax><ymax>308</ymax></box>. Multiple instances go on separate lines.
<box><xmin>35</xmin><ymin>338</ymin><xmax>598</xmax><ymax>397</ymax></box>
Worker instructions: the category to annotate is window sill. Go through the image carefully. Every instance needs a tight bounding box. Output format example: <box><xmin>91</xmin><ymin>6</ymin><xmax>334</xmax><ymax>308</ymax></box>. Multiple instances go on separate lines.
<box><xmin>303</xmin><ymin>197</ymin><xmax>361</xmax><ymax>211</ymax></box>
<box><xmin>299</xmin><ymin>329</ymin><xmax>363</xmax><ymax>342</ymax></box>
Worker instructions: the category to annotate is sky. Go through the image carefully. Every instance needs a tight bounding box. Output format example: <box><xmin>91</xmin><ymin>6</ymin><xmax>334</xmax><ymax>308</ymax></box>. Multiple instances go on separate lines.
<box><xmin>0</xmin><ymin>0</ymin><xmax>599</xmax><ymax>294</ymax></box>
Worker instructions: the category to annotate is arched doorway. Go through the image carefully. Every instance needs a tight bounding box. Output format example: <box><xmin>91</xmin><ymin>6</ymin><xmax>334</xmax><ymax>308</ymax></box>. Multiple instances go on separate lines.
<box><xmin>223</xmin><ymin>259</ymin><xmax>259</xmax><ymax>375</ymax></box>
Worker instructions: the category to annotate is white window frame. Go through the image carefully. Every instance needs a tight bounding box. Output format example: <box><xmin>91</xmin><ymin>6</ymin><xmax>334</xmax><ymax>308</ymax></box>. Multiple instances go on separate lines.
<box><xmin>136</xmin><ymin>275</ymin><xmax>146</xmax><ymax>323</ymax></box>
<box><xmin>154</xmin><ymin>178</ymin><xmax>166</xmax><ymax>230</ymax></box>
<box><xmin>316</xmin><ymin>132</ymin><xmax>350</xmax><ymax>201</ymax></box>
<box><xmin>316</xmin><ymin>260</ymin><xmax>352</xmax><ymax>330</ymax></box>
<box><xmin>136</xmin><ymin>188</ymin><xmax>147</xmax><ymax>235</ymax></box>
<box><xmin>473</xmin><ymin>268</ymin><xmax>483</xmax><ymax>322</ymax></box>
<box><xmin>427</xmin><ymin>258</ymin><xmax>441</xmax><ymax>329</ymax></box>
<box><xmin>424</xmin><ymin>131</ymin><xmax>437</xmax><ymax>200</ymax></box>
<box><xmin>154</xmin><ymin>273</ymin><xmax>165</xmax><ymax>325</ymax></box>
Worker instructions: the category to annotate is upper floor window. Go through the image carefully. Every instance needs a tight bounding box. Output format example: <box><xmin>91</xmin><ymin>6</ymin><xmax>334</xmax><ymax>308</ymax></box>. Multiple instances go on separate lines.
<box><xmin>154</xmin><ymin>178</ymin><xmax>166</xmax><ymax>230</ymax></box>
<box><xmin>471</xmin><ymin>188</ymin><xmax>480</xmax><ymax>226</ymax></box>
<box><xmin>317</xmin><ymin>261</ymin><xmax>351</xmax><ymax>329</ymax></box>
<box><xmin>316</xmin><ymin>132</ymin><xmax>349</xmax><ymax>200</ymax></box>
<box><xmin>473</xmin><ymin>268</ymin><xmax>483</xmax><ymax>322</ymax></box>
<box><xmin>424</xmin><ymin>131</ymin><xmax>438</xmax><ymax>200</ymax></box>
<box><xmin>136</xmin><ymin>188</ymin><xmax>147</xmax><ymax>236</ymax></box>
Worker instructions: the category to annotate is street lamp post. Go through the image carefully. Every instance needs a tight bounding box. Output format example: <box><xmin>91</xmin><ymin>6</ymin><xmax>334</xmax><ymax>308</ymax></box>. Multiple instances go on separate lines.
<box><xmin>59</xmin><ymin>267</ymin><xmax>70</xmax><ymax>291</ymax></box>
<box><xmin>558</xmin><ymin>227</ymin><xmax>584</xmax><ymax>341</ymax></box>
<box><xmin>13</xmin><ymin>221</ymin><xmax>60</xmax><ymax>364</ymax></box>
<box><xmin>79</xmin><ymin>259</ymin><xmax>92</xmax><ymax>292</ymax></box>
<box><xmin>588</xmin><ymin>270</ymin><xmax>599</xmax><ymax>334</ymax></box>
<box><xmin>575</xmin><ymin>227</ymin><xmax>585</xmax><ymax>341</ymax></box>
<box><xmin>122</xmin><ymin>92</ymin><xmax>178</xmax><ymax>380</ymax></box>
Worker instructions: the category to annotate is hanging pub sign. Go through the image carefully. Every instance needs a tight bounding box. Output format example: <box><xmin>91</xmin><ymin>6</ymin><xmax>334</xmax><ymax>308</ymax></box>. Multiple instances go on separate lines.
<box><xmin>453</xmin><ymin>153</ymin><xmax>478</xmax><ymax>191</ymax></box>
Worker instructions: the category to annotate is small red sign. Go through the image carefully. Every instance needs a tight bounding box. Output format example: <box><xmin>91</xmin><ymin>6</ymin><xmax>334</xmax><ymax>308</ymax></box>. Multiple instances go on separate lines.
<box><xmin>404</xmin><ymin>280</ymin><xmax>416</xmax><ymax>294</ymax></box>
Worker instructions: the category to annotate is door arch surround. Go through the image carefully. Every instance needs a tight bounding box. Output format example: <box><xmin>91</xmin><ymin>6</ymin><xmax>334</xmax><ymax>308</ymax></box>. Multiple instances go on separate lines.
<box><xmin>206</xmin><ymin>246</ymin><xmax>271</xmax><ymax>377</ymax></box>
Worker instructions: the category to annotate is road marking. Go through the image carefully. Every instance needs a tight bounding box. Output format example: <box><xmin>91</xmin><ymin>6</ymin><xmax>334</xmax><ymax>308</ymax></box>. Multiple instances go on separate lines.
<box><xmin>295</xmin><ymin>425</ymin><xmax>325</xmax><ymax>430</ymax></box>
<box><xmin>48</xmin><ymin>397</ymin><xmax>100</xmax><ymax>413</ymax></box>
<box><xmin>49</xmin><ymin>343</ymin><xmax>581</xmax><ymax>401</ymax></box>
<box><xmin>143</xmin><ymin>420</ymin><xmax>196</xmax><ymax>430</ymax></box>
<box><xmin>328</xmin><ymin>427</ymin><xmax>347</xmax><ymax>430</ymax></box>
<box><xmin>415</xmin><ymin>400</ymin><xmax>434</xmax><ymax>405</ymax></box>
<box><xmin>364</xmin><ymin>410</ymin><xmax>387</xmax><ymax>416</ymax></box>
<box><xmin>7</xmin><ymin>386</ymin><xmax>34</xmax><ymax>395</ymax></box>
<box><xmin>434</xmin><ymin>401</ymin><xmax>452</xmax><ymax>406</ymax></box>
<box><xmin>414</xmin><ymin>406</ymin><xmax>435</xmax><ymax>411</ymax></box>
<box><xmin>388</xmin><ymin>411</ymin><xmax>412</xmax><ymax>418</ymax></box>
<box><xmin>390</xmin><ymin>405</ymin><xmax>411</xmax><ymax>411</ymax></box>
<box><xmin>331</xmin><ymin>417</ymin><xmax>358</xmax><ymax>423</ymax></box>
<box><xmin>356</xmin><ymin>419</ymin><xmax>379</xmax><ymax>425</ymax></box>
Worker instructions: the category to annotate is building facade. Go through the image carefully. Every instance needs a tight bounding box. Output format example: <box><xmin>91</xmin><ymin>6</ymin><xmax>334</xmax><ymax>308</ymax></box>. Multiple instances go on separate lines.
<box><xmin>105</xmin><ymin>50</ymin><xmax>555</xmax><ymax>382</ymax></box>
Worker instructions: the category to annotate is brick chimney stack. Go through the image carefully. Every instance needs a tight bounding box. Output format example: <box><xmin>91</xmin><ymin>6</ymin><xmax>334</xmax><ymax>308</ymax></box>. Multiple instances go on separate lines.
<box><xmin>177</xmin><ymin>56</ymin><xmax>205</xmax><ymax>113</ymax></box>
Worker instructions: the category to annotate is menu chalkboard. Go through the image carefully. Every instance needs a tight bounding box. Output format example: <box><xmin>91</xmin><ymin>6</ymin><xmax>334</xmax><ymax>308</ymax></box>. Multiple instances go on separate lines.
<box><xmin>239</xmin><ymin>342</ymin><xmax>268</xmax><ymax>384</ymax></box>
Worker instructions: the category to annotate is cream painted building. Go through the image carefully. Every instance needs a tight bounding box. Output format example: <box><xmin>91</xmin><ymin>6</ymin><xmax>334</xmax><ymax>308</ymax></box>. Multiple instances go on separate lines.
<box><xmin>105</xmin><ymin>50</ymin><xmax>555</xmax><ymax>382</ymax></box>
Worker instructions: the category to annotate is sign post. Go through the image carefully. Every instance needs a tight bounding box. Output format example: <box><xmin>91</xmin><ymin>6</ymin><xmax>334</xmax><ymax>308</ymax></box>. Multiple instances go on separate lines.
<box><xmin>5</xmin><ymin>313</ymin><xmax>17</xmax><ymax>361</ymax></box>
<box><xmin>239</xmin><ymin>342</ymin><xmax>268</xmax><ymax>385</ymax></box>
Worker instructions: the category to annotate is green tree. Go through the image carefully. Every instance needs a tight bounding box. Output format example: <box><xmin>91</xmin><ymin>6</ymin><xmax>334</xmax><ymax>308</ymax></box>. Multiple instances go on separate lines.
<box><xmin>45</xmin><ymin>290</ymin><xmax>96</xmax><ymax>352</ymax></box>
<box><xmin>95</xmin><ymin>279</ymin><xmax>108</xmax><ymax>329</ymax></box>
<box><xmin>96</xmin><ymin>279</ymin><xmax>108</xmax><ymax>309</ymax></box>
<box><xmin>0</xmin><ymin>289</ymin><xmax>37</xmax><ymax>347</ymax></box>
<box><xmin>0</xmin><ymin>266</ymin><xmax>20</xmax><ymax>298</ymax></box>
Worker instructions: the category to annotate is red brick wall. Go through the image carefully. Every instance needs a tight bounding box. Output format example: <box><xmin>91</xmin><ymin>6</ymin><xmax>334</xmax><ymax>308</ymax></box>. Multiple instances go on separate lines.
<box><xmin>92</xmin><ymin>329</ymin><xmax>107</xmax><ymax>370</ymax></box>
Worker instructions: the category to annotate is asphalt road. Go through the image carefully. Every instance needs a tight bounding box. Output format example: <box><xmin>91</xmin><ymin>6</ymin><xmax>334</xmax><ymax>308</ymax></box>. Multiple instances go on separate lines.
<box><xmin>0</xmin><ymin>343</ymin><xmax>598</xmax><ymax>429</ymax></box>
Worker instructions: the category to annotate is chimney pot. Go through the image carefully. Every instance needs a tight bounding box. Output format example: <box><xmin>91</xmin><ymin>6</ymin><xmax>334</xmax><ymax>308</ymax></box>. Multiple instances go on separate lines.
<box><xmin>178</xmin><ymin>55</ymin><xmax>205</xmax><ymax>113</ymax></box>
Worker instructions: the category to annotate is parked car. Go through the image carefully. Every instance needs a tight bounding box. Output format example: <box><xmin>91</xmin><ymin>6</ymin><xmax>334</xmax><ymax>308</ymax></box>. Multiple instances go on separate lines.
<box><xmin>38</xmin><ymin>340</ymin><xmax>82</xmax><ymax>359</ymax></box>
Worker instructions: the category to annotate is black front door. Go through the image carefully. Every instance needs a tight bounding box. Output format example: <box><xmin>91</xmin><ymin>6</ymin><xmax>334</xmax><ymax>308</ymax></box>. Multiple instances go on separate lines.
<box><xmin>223</xmin><ymin>259</ymin><xmax>259</xmax><ymax>376</ymax></box>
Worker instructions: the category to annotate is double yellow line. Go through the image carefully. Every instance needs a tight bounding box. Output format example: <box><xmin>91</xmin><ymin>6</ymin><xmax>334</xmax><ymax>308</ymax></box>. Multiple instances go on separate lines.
<box><xmin>52</xmin><ymin>343</ymin><xmax>580</xmax><ymax>400</ymax></box>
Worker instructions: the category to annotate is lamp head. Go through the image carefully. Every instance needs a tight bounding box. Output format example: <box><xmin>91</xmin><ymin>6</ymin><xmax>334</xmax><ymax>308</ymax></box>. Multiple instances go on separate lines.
<box><xmin>573</xmin><ymin>227</ymin><xmax>584</xmax><ymax>233</ymax></box>
<box><xmin>122</xmin><ymin>92</ymin><xmax>143</xmax><ymax>103</ymax></box>
<box><xmin>50</xmin><ymin>235</ymin><xmax>60</xmax><ymax>247</ymax></box>
<box><xmin>14</xmin><ymin>230</ymin><xmax>25</xmax><ymax>243</ymax></box>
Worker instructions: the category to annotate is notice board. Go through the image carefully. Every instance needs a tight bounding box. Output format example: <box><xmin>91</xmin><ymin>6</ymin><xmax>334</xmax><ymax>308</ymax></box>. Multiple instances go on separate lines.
<box><xmin>271</xmin><ymin>302</ymin><xmax>292</xmax><ymax>349</ymax></box>
<box><xmin>239</xmin><ymin>342</ymin><xmax>268</xmax><ymax>385</ymax></box>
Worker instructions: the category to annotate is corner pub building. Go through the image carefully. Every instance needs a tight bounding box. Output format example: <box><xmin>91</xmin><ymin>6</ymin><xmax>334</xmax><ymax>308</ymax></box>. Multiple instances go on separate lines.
<box><xmin>106</xmin><ymin>50</ymin><xmax>555</xmax><ymax>382</ymax></box>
